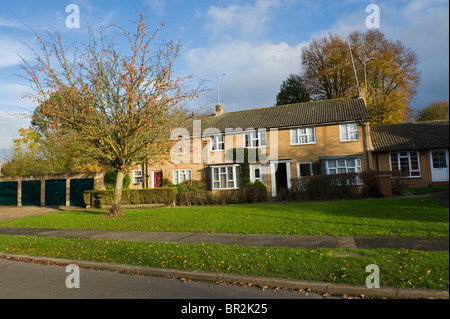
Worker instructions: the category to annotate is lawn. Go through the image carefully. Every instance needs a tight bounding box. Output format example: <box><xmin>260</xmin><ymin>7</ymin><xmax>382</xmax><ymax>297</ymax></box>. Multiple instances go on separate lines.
<box><xmin>0</xmin><ymin>197</ymin><xmax>448</xmax><ymax>237</ymax></box>
<box><xmin>0</xmin><ymin>235</ymin><xmax>448</xmax><ymax>290</ymax></box>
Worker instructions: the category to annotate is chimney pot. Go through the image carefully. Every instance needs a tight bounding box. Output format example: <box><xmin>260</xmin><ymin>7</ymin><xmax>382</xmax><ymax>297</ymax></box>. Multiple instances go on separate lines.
<box><xmin>215</xmin><ymin>104</ymin><xmax>224</xmax><ymax>116</ymax></box>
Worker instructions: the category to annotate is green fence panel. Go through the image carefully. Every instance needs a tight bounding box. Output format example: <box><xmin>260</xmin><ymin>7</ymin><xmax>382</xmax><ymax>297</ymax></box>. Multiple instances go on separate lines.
<box><xmin>70</xmin><ymin>178</ymin><xmax>94</xmax><ymax>207</ymax></box>
<box><xmin>45</xmin><ymin>180</ymin><xmax>66</xmax><ymax>206</ymax></box>
<box><xmin>0</xmin><ymin>181</ymin><xmax>18</xmax><ymax>206</ymax></box>
<box><xmin>22</xmin><ymin>180</ymin><xmax>41</xmax><ymax>206</ymax></box>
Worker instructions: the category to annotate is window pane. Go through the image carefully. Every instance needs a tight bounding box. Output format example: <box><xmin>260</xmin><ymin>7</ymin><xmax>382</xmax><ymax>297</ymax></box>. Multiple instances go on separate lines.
<box><xmin>255</xmin><ymin>168</ymin><xmax>260</xmax><ymax>178</ymax></box>
<box><xmin>390</xmin><ymin>153</ymin><xmax>399</xmax><ymax>170</ymax></box>
<box><xmin>340</xmin><ymin>125</ymin><xmax>348</xmax><ymax>140</ymax></box>
<box><xmin>228</xmin><ymin>168</ymin><xmax>234</xmax><ymax>181</ymax></box>
<box><xmin>291</xmin><ymin>129</ymin><xmax>298</xmax><ymax>144</ymax></box>
<box><xmin>338</xmin><ymin>168</ymin><xmax>346</xmax><ymax>174</ymax></box>
<box><xmin>309</xmin><ymin>128</ymin><xmax>316</xmax><ymax>143</ymax></box>
<box><xmin>328</xmin><ymin>161</ymin><xmax>336</xmax><ymax>168</ymax></box>
<box><xmin>260</xmin><ymin>131</ymin><xmax>267</xmax><ymax>146</ymax></box>
<box><xmin>347</xmin><ymin>159</ymin><xmax>355</xmax><ymax>167</ymax></box>
<box><xmin>410</xmin><ymin>152</ymin><xmax>419</xmax><ymax>170</ymax></box>
<box><xmin>299</xmin><ymin>163</ymin><xmax>312</xmax><ymax>177</ymax></box>
<box><xmin>337</xmin><ymin>160</ymin><xmax>346</xmax><ymax>167</ymax></box>
<box><xmin>174</xmin><ymin>171</ymin><xmax>179</xmax><ymax>184</ymax></box>
<box><xmin>214</xmin><ymin>182</ymin><xmax>220</xmax><ymax>189</ymax></box>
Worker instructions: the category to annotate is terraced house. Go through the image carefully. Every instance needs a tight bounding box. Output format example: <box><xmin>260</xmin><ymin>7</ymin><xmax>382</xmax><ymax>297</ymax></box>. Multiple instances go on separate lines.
<box><xmin>131</xmin><ymin>93</ymin><xmax>375</xmax><ymax>197</ymax></box>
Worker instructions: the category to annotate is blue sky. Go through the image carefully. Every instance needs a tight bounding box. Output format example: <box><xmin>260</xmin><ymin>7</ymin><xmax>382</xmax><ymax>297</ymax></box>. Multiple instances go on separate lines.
<box><xmin>0</xmin><ymin>0</ymin><xmax>449</xmax><ymax>155</ymax></box>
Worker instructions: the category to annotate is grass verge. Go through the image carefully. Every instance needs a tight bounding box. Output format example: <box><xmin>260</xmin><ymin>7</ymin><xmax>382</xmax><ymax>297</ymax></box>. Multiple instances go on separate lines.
<box><xmin>0</xmin><ymin>235</ymin><xmax>447</xmax><ymax>290</ymax></box>
<box><xmin>0</xmin><ymin>198</ymin><xmax>448</xmax><ymax>237</ymax></box>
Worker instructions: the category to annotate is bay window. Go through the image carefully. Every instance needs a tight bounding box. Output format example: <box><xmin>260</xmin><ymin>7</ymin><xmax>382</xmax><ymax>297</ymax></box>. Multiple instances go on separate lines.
<box><xmin>211</xmin><ymin>165</ymin><xmax>241</xmax><ymax>189</ymax></box>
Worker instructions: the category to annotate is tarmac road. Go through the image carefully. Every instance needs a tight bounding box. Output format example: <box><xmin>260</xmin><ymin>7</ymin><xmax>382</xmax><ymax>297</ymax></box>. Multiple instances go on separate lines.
<box><xmin>0</xmin><ymin>258</ymin><xmax>324</xmax><ymax>300</ymax></box>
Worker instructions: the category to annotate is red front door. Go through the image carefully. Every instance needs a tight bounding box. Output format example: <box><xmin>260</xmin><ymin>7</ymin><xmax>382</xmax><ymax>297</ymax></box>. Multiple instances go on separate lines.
<box><xmin>153</xmin><ymin>171</ymin><xmax>162</xmax><ymax>188</ymax></box>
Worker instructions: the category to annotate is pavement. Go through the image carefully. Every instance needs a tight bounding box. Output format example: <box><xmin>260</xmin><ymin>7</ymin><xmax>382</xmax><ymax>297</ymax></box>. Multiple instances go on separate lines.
<box><xmin>0</xmin><ymin>190</ymin><xmax>448</xmax><ymax>299</ymax></box>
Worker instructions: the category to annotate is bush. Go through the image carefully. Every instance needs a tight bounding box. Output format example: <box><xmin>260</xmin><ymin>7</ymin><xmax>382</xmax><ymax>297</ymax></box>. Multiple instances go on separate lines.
<box><xmin>181</xmin><ymin>179</ymin><xmax>206</xmax><ymax>191</ymax></box>
<box><xmin>290</xmin><ymin>173</ymin><xmax>363</xmax><ymax>201</ymax></box>
<box><xmin>104</xmin><ymin>169</ymin><xmax>130</xmax><ymax>190</ymax></box>
<box><xmin>253</xmin><ymin>180</ymin><xmax>268</xmax><ymax>202</ymax></box>
<box><xmin>84</xmin><ymin>187</ymin><xmax>178</xmax><ymax>208</ymax></box>
<box><xmin>176</xmin><ymin>187</ymin><xmax>261</xmax><ymax>206</ymax></box>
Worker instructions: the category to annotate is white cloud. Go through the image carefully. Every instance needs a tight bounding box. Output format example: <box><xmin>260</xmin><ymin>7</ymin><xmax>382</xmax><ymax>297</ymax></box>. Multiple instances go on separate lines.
<box><xmin>187</xmin><ymin>41</ymin><xmax>306</xmax><ymax>111</ymax></box>
<box><xmin>144</xmin><ymin>0</ymin><xmax>166</xmax><ymax>16</ymax></box>
<box><xmin>205</xmin><ymin>0</ymin><xmax>280</xmax><ymax>41</ymax></box>
<box><xmin>0</xmin><ymin>36</ymin><xmax>28</xmax><ymax>69</ymax></box>
<box><xmin>185</xmin><ymin>0</ymin><xmax>307</xmax><ymax>112</ymax></box>
<box><xmin>0</xmin><ymin>110</ymin><xmax>31</xmax><ymax>150</ymax></box>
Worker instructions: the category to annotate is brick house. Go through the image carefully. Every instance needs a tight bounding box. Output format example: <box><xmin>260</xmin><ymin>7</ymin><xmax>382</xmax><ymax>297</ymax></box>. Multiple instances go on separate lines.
<box><xmin>370</xmin><ymin>120</ymin><xmax>449</xmax><ymax>187</ymax></box>
<box><xmin>131</xmin><ymin>95</ymin><xmax>374</xmax><ymax>197</ymax></box>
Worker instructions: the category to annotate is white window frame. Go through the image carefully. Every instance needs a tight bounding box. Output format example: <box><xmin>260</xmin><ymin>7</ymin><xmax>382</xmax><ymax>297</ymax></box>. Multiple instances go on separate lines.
<box><xmin>250</xmin><ymin>164</ymin><xmax>265</xmax><ymax>184</ymax></box>
<box><xmin>133</xmin><ymin>170</ymin><xmax>143</xmax><ymax>184</ymax></box>
<box><xmin>297</xmin><ymin>161</ymin><xmax>313</xmax><ymax>178</ymax></box>
<box><xmin>339</xmin><ymin>123</ymin><xmax>359</xmax><ymax>142</ymax></box>
<box><xmin>322</xmin><ymin>158</ymin><xmax>362</xmax><ymax>175</ymax></box>
<box><xmin>211</xmin><ymin>165</ymin><xmax>240</xmax><ymax>190</ymax></box>
<box><xmin>389</xmin><ymin>151</ymin><xmax>421</xmax><ymax>178</ymax></box>
<box><xmin>210</xmin><ymin>135</ymin><xmax>224</xmax><ymax>151</ymax></box>
<box><xmin>244</xmin><ymin>131</ymin><xmax>267</xmax><ymax>148</ymax></box>
<box><xmin>290</xmin><ymin>127</ymin><xmax>316</xmax><ymax>145</ymax></box>
<box><xmin>173</xmin><ymin>169</ymin><xmax>192</xmax><ymax>184</ymax></box>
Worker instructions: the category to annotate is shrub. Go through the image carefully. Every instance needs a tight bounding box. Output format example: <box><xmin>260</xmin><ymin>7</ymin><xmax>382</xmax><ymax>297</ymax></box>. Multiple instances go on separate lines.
<box><xmin>84</xmin><ymin>187</ymin><xmax>178</xmax><ymax>208</ymax></box>
<box><xmin>181</xmin><ymin>179</ymin><xmax>206</xmax><ymax>191</ymax></box>
<box><xmin>253</xmin><ymin>180</ymin><xmax>268</xmax><ymax>202</ymax></box>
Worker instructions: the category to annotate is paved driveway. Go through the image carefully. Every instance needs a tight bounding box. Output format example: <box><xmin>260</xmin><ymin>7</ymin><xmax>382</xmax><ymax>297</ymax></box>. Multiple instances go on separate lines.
<box><xmin>0</xmin><ymin>206</ymin><xmax>81</xmax><ymax>222</ymax></box>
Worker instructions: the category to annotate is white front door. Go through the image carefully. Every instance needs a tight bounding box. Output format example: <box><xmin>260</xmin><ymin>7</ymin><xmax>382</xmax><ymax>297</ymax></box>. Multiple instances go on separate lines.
<box><xmin>430</xmin><ymin>150</ymin><xmax>449</xmax><ymax>182</ymax></box>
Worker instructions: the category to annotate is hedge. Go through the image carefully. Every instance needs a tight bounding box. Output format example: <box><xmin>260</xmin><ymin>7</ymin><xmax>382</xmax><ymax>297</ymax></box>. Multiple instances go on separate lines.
<box><xmin>84</xmin><ymin>187</ymin><xmax>178</xmax><ymax>208</ymax></box>
<box><xmin>176</xmin><ymin>187</ymin><xmax>261</xmax><ymax>206</ymax></box>
<box><xmin>284</xmin><ymin>171</ymin><xmax>408</xmax><ymax>201</ymax></box>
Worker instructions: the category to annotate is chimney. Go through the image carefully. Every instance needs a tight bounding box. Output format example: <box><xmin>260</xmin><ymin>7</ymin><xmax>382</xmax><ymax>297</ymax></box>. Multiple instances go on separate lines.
<box><xmin>215</xmin><ymin>104</ymin><xmax>224</xmax><ymax>116</ymax></box>
<box><xmin>358</xmin><ymin>83</ymin><xmax>367</xmax><ymax>106</ymax></box>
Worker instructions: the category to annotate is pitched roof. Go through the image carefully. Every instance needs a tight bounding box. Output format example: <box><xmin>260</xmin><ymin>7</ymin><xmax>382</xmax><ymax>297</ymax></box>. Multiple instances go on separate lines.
<box><xmin>183</xmin><ymin>97</ymin><xmax>370</xmax><ymax>134</ymax></box>
<box><xmin>370</xmin><ymin>120</ymin><xmax>449</xmax><ymax>152</ymax></box>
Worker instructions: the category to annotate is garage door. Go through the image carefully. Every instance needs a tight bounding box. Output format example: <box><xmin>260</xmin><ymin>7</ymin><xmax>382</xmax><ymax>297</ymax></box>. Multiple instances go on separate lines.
<box><xmin>45</xmin><ymin>180</ymin><xmax>66</xmax><ymax>206</ymax></box>
<box><xmin>70</xmin><ymin>178</ymin><xmax>94</xmax><ymax>207</ymax></box>
<box><xmin>22</xmin><ymin>180</ymin><xmax>41</xmax><ymax>206</ymax></box>
<box><xmin>0</xmin><ymin>181</ymin><xmax>18</xmax><ymax>206</ymax></box>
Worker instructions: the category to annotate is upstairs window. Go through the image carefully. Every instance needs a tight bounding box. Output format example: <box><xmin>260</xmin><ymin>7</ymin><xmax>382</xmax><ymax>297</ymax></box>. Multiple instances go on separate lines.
<box><xmin>291</xmin><ymin>127</ymin><xmax>316</xmax><ymax>145</ymax></box>
<box><xmin>210</xmin><ymin>135</ymin><xmax>224</xmax><ymax>151</ymax></box>
<box><xmin>244</xmin><ymin>131</ymin><xmax>267</xmax><ymax>148</ymax></box>
<box><xmin>340</xmin><ymin>123</ymin><xmax>359</xmax><ymax>141</ymax></box>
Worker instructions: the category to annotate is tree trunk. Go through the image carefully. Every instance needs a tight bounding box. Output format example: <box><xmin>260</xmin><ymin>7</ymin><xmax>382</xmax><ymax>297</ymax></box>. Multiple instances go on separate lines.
<box><xmin>109</xmin><ymin>170</ymin><xmax>125</xmax><ymax>216</ymax></box>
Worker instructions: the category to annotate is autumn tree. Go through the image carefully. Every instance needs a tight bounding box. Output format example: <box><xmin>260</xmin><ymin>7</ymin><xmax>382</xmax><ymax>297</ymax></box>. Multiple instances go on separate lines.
<box><xmin>21</xmin><ymin>14</ymin><xmax>204</xmax><ymax>215</ymax></box>
<box><xmin>275</xmin><ymin>74</ymin><xmax>310</xmax><ymax>105</ymax></box>
<box><xmin>301</xmin><ymin>30</ymin><xmax>420</xmax><ymax>124</ymax></box>
<box><xmin>301</xmin><ymin>33</ymin><xmax>355</xmax><ymax>100</ymax></box>
<box><xmin>416</xmin><ymin>100</ymin><xmax>449</xmax><ymax>122</ymax></box>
